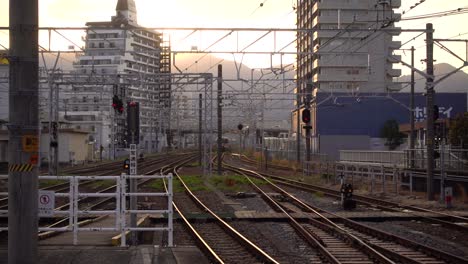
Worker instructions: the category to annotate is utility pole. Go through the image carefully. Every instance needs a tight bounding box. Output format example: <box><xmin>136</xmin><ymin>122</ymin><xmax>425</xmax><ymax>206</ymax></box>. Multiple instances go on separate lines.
<box><xmin>296</xmin><ymin>92</ymin><xmax>301</xmax><ymax>163</ymax></box>
<box><xmin>199</xmin><ymin>94</ymin><xmax>202</xmax><ymax>166</ymax></box>
<box><xmin>305</xmin><ymin>83</ymin><xmax>313</xmax><ymax>164</ymax></box>
<box><xmin>9</xmin><ymin>0</ymin><xmax>39</xmax><ymax>263</ymax></box>
<box><xmin>409</xmin><ymin>46</ymin><xmax>415</xmax><ymax>168</ymax></box>
<box><xmin>426</xmin><ymin>23</ymin><xmax>435</xmax><ymax>201</ymax></box>
<box><xmin>440</xmin><ymin>123</ymin><xmax>446</xmax><ymax>203</ymax></box>
<box><xmin>217</xmin><ymin>65</ymin><xmax>223</xmax><ymax>175</ymax></box>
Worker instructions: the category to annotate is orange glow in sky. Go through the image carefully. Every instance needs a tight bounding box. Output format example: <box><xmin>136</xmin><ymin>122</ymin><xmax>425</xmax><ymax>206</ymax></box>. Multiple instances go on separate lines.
<box><xmin>0</xmin><ymin>0</ymin><xmax>467</xmax><ymax>73</ymax></box>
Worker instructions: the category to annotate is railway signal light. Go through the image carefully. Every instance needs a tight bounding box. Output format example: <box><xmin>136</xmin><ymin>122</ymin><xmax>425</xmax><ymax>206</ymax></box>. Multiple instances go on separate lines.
<box><xmin>112</xmin><ymin>95</ymin><xmax>124</xmax><ymax>114</ymax></box>
<box><xmin>302</xmin><ymin>109</ymin><xmax>311</xmax><ymax>123</ymax></box>
<box><xmin>237</xmin><ymin>123</ymin><xmax>243</xmax><ymax>131</ymax></box>
<box><xmin>127</xmin><ymin>101</ymin><xmax>140</xmax><ymax>144</ymax></box>
<box><xmin>123</xmin><ymin>158</ymin><xmax>130</xmax><ymax>171</ymax></box>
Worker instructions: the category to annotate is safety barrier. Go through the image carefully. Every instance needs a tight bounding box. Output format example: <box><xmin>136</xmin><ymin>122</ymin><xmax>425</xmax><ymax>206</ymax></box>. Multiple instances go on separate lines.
<box><xmin>0</xmin><ymin>173</ymin><xmax>173</xmax><ymax>247</ymax></box>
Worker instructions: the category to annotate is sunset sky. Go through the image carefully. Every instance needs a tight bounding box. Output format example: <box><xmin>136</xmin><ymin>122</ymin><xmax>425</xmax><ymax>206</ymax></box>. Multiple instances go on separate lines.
<box><xmin>0</xmin><ymin>0</ymin><xmax>467</xmax><ymax>75</ymax></box>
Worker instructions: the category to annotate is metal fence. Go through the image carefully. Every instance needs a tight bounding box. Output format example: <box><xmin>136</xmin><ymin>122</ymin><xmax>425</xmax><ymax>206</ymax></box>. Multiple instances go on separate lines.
<box><xmin>340</xmin><ymin>150</ymin><xmax>406</xmax><ymax>166</ymax></box>
<box><xmin>404</xmin><ymin>149</ymin><xmax>468</xmax><ymax>172</ymax></box>
<box><xmin>0</xmin><ymin>173</ymin><xmax>173</xmax><ymax>247</ymax></box>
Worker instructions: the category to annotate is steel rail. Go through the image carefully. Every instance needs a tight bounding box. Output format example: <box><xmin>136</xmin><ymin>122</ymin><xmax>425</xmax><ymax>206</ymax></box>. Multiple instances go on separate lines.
<box><xmin>228</xmin><ymin>161</ymin><xmax>468</xmax><ymax>264</ymax></box>
<box><xmin>170</xmin><ymin>163</ymin><xmax>279</xmax><ymax>263</ymax></box>
<box><xmin>238</xmin><ymin>154</ymin><xmax>468</xmax><ymax>228</ymax></box>
<box><xmin>34</xmin><ymin>154</ymin><xmax>194</xmax><ymax>239</ymax></box>
<box><xmin>225</xmin><ymin>166</ymin><xmax>344</xmax><ymax>264</ymax></box>
<box><xmin>224</xmin><ymin>163</ymin><xmax>395</xmax><ymax>264</ymax></box>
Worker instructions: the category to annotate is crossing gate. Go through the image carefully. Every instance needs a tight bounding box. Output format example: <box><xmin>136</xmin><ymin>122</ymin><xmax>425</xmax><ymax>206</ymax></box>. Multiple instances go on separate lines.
<box><xmin>0</xmin><ymin>173</ymin><xmax>174</xmax><ymax>247</ymax></box>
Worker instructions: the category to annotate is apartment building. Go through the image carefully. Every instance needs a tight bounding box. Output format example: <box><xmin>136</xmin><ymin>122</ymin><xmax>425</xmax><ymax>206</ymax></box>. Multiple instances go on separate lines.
<box><xmin>64</xmin><ymin>0</ymin><xmax>171</xmax><ymax>156</ymax></box>
<box><xmin>293</xmin><ymin>0</ymin><xmax>402</xmax><ymax>154</ymax></box>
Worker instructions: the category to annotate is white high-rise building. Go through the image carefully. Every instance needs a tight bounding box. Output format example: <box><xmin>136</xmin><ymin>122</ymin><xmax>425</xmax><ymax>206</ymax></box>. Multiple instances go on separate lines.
<box><xmin>62</xmin><ymin>0</ymin><xmax>171</xmax><ymax>157</ymax></box>
<box><xmin>294</xmin><ymin>0</ymin><xmax>402</xmax><ymax>138</ymax></box>
<box><xmin>296</xmin><ymin>0</ymin><xmax>402</xmax><ymax>96</ymax></box>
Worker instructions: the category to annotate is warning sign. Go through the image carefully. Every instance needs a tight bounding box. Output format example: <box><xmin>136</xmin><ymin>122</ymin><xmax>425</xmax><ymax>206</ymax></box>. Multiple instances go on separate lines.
<box><xmin>38</xmin><ymin>190</ymin><xmax>55</xmax><ymax>217</ymax></box>
<box><xmin>22</xmin><ymin>135</ymin><xmax>39</xmax><ymax>153</ymax></box>
<box><xmin>29</xmin><ymin>154</ymin><xmax>39</xmax><ymax>165</ymax></box>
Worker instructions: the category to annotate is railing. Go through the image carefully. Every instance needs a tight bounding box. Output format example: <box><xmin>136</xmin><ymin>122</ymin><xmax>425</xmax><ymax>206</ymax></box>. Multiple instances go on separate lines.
<box><xmin>404</xmin><ymin>149</ymin><xmax>468</xmax><ymax>172</ymax></box>
<box><xmin>340</xmin><ymin>150</ymin><xmax>406</xmax><ymax>165</ymax></box>
<box><xmin>0</xmin><ymin>173</ymin><xmax>173</xmax><ymax>247</ymax></box>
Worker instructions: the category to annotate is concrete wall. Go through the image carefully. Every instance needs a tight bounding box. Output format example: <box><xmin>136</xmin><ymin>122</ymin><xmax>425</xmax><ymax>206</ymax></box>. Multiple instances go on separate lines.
<box><xmin>40</xmin><ymin>131</ymin><xmax>90</xmax><ymax>163</ymax></box>
<box><xmin>319</xmin><ymin>135</ymin><xmax>370</xmax><ymax>160</ymax></box>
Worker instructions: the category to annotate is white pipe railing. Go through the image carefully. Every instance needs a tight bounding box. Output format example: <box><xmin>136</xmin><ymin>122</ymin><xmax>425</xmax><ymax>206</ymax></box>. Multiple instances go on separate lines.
<box><xmin>0</xmin><ymin>173</ymin><xmax>174</xmax><ymax>247</ymax></box>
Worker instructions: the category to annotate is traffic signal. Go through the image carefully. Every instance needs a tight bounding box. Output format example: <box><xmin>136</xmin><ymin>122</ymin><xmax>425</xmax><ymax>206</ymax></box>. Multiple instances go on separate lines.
<box><xmin>237</xmin><ymin>124</ymin><xmax>243</xmax><ymax>131</ymax></box>
<box><xmin>302</xmin><ymin>109</ymin><xmax>311</xmax><ymax>123</ymax></box>
<box><xmin>112</xmin><ymin>95</ymin><xmax>119</xmax><ymax>109</ymax></box>
<box><xmin>112</xmin><ymin>95</ymin><xmax>124</xmax><ymax>114</ymax></box>
<box><xmin>127</xmin><ymin>102</ymin><xmax>140</xmax><ymax>144</ymax></box>
<box><xmin>123</xmin><ymin>158</ymin><xmax>130</xmax><ymax>172</ymax></box>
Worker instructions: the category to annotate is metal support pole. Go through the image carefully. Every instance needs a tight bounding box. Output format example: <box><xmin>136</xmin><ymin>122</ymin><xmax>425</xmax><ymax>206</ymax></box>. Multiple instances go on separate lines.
<box><xmin>130</xmin><ymin>141</ymin><xmax>137</xmax><ymax>245</ymax></box>
<box><xmin>217</xmin><ymin>65</ymin><xmax>223</xmax><ymax>175</ymax></box>
<box><xmin>410</xmin><ymin>46</ymin><xmax>416</xmax><ymax>168</ymax></box>
<box><xmin>8</xmin><ymin>0</ymin><xmax>39</xmax><ymax>263</ymax></box>
<box><xmin>167</xmin><ymin>173</ymin><xmax>173</xmax><ymax>247</ymax></box>
<box><xmin>382</xmin><ymin>167</ymin><xmax>386</xmax><ymax>194</ymax></box>
<box><xmin>426</xmin><ymin>23</ymin><xmax>435</xmax><ymax>201</ymax></box>
<box><xmin>305</xmin><ymin>83</ymin><xmax>312</xmax><ymax>164</ymax></box>
<box><xmin>440</xmin><ymin>135</ymin><xmax>446</xmax><ymax>202</ymax></box>
<box><xmin>73</xmin><ymin>177</ymin><xmax>79</xmax><ymax>245</ymax></box>
<box><xmin>121</xmin><ymin>173</ymin><xmax>127</xmax><ymax>247</ymax></box>
<box><xmin>296</xmin><ymin>96</ymin><xmax>301</xmax><ymax>163</ymax></box>
<box><xmin>198</xmin><ymin>94</ymin><xmax>202</xmax><ymax>166</ymax></box>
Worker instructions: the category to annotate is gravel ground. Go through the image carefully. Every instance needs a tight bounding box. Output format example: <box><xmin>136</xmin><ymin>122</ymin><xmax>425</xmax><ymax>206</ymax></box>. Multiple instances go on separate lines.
<box><xmin>231</xmin><ymin>221</ymin><xmax>322</xmax><ymax>263</ymax></box>
<box><xmin>361</xmin><ymin>220</ymin><xmax>468</xmax><ymax>258</ymax></box>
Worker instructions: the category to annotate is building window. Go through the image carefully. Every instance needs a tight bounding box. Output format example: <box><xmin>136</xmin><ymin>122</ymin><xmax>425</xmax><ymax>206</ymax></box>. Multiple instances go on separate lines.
<box><xmin>99</xmin><ymin>42</ymin><xmax>104</xmax><ymax>48</ymax></box>
<box><xmin>109</xmin><ymin>42</ymin><xmax>115</xmax><ymax>48</ymax></box>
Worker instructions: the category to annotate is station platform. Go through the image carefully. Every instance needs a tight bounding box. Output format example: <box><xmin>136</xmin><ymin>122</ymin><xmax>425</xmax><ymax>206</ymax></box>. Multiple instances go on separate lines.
<box><xmin>0</xmin><ymin>245</ymin><xmax>209</xmax><ymax>264</ymax></box>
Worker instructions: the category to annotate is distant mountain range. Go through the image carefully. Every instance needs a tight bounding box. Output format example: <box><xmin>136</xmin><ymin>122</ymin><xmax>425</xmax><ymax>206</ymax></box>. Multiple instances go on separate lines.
<box><xmin>397</xmin><ymin>63</ymin><xmax>468</xmax><ymax>93</ymax></box>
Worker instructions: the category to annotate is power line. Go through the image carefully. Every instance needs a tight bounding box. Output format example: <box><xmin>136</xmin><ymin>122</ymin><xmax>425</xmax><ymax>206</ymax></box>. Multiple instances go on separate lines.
<box><xmin>401</xmin><ymin>0</ymin><xmax>429</xmax><ymax>17</ymax></box>
<box><xmin>401</xmin><ymin>7</ymin><xmax>468</xmax><ymax>21</ymax></box>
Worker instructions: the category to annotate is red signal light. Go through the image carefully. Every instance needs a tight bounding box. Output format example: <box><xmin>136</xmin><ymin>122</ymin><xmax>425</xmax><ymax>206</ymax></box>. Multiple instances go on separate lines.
<box><xmin>302</xmin><ymin>109</ymin><xmax>311</xmax><ymax>123</ymax></box>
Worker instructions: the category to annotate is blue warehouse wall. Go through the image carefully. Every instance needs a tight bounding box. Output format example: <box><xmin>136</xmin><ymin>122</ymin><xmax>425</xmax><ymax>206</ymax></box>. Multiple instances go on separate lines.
<box><xmin>315</xmin><ymin>93</ymin><xmax>467</xmax><ymax>138</ymax></box>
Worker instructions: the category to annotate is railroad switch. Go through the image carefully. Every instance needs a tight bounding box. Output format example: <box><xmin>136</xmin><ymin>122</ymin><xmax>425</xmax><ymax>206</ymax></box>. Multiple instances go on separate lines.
<box><xmin>341</xmin><ymin>183</ymin><xmax>356</xmax><ymax>210</ymax></box>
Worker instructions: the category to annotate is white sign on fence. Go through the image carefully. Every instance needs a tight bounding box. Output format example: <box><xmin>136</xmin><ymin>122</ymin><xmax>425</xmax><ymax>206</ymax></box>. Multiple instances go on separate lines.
<box><xmin>38</xmin><ymin>190</ymin><xmax>55</xmax><ymax>217</ymax></box>
<box><xmin>129</xmin><ymin>144</ymin><xmax>137</xmax><ymax>175</ymax></box>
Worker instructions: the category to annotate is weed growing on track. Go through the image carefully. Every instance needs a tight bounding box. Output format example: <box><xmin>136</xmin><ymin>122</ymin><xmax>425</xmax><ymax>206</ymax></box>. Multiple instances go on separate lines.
<box><xmin>209</xmin><ymin>174</ymin><xmax>267</xmax><ymax>192</ymax></box>
<box><xmin>39</xmin><ymin>179</ymin><xmax>66</xmax><ymax>188</ymax></box>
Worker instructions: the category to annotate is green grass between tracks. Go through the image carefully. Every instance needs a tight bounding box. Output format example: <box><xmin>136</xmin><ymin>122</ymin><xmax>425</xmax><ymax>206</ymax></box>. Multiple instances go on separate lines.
<box><xmin>148</xmin><ymin>174</ymin><xmax>267</xmax><ymax>193</ymax></box>
<box><xmin>208</xmin><ymin>174</ymin><xmax>267</xmax><ymax>192</ymax></box>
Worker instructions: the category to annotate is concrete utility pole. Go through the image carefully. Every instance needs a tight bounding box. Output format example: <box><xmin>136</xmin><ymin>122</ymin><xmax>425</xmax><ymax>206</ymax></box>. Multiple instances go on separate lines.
<box><xmin>9</xmin><ymin>0</ymin><xmax>39</xmax><ymax>263</ymax></box>
<box><xmin>217</xmin><ymin>65</ymin><xmax>223</xmax><ymax>175</ymax></box>
<box><xmin>409</xmin><ymin>46</ymin><xmax>415</xmax><ymax>168</ymax></box>
<box><xmin>426</xmin><ymin>23</ymin><xmax>435</xmax><ymax>201</ymax></box>
<box><xmin>305</xmin><ymin>83</ymin><xmax>313</xmax><ymax>164</ymax></box>
<box><xmin>199</xmin><ymin>94</ymin><xmax>202</xmax><ymax>166</ymax></box>
<box><xmin>296</xmin><ymin>93</ymin><xmax>301</xmax><ymax>163</ymax></box>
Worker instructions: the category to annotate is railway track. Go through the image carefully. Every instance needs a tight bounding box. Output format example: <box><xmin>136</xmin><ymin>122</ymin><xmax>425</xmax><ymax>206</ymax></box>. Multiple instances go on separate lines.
<box><xmin>0</xmin><ymin>154</ymin><xmax>184</xmax><ymax>210</ymax></box>
<box><xmin>224</xmin><ymin>162</ymin><xmax>468</xmax><ymax>264</ymax></box>
<box><xmin>153</xmin><ymin>160</ymin><xmax>279</xmax><ymax>263</ymax></box>
<box><xmin>0</xmin><ymin>153</ymin><xmax>196</xmax><ymax>243</ymax></box>
<box><xmin>234</xmin><ymin>154</ymin><xmax>468</xmax><ymax>232</ymax></box>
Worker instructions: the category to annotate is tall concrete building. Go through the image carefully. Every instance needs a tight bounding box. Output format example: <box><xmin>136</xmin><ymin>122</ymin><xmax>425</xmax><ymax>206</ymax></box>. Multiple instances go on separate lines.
<box><xmin>64</xmin><ymin>0</ymin><xmax>171</xmax><ymax>157</ymax></box>
<box><xmin>293</xmin><ymin>0</ymin><xmax>402</xmax><ymax>154</ymax></box>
